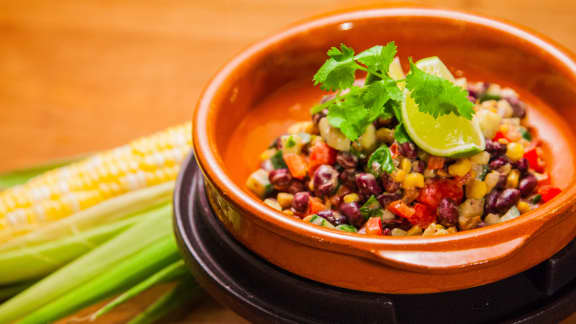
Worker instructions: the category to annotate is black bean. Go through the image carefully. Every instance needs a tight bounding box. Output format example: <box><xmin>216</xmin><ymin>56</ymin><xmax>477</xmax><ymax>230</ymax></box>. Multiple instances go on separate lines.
<box><xmin>377</xmin><ymin>192</ymin><xmax>402</xmax><ymax>208</ymax></box>
<box><xmin>291</xmin><ymin>192</ymin><xmax>310</xmax><ymax>213</ymax></box>
<box><xmin>355</xmin><ymin>173</ymin><xmax>382</xmax><ymax>196</ymax></box>
<box><xmin>514</xmin><ymin>158</ymin><xmax>529</xmax><ymax>174</ymax></box>
<box><xmin>506</xmin><ymin>97</ymin><xmax>526</xmax><ymax>118</ymax></box>
<box><xmin>269</xmin><ymin>169</ymin><xmax>292</xmax><ymax>190</ymax></box>
<box><xmin>339</xmin><ymin>202</ymin><xmax>363</xmax><ymax>227</ymax></box>
<box><xmin>485</xmin><ymin>190</ymin><xmax>500</xmax><ymax>214</ymax></box>
<box><xmin>286</xmin><ymin>180</ymin><xmax>305</xmax><ymax>194</ymax></box>
<box><xmin>496</xmin><ymin>174</ymin><xmax>507</xmax><ymax>190</ymax></box>
<box><xmin>398</xmin><ymin>142</ymin><xmax>418</xmax><ymax>158</ymax></box>
<box><xmin>339</xmin><ymin>168</ymin><xmax>357</xmax><ymax>190</ymax></box>
<box><xmin>381</xmin><ymin>173</ymin><xmax>400</xmax><ymax>192</ymax></box>
<box><xmin>312</xmin><ymin>109</ymin><xmax>328</xmax><ymax>125</ymax></box>
<box><xmin>489</xmin><ymin>157</ymin><xmax>508</xmax><ymax>170</ymax></box>
<box><xmin>486</xmin><ymin>140</ymin><xmax>507</xmax><ymax>157</ymax></box>
<box><xmin>312</xmin><ymin>165</ymin><xmax>339</xmax><ymax>197</ymax></box>
<box><xmin>437</xmin><ymin>198</ymin><xmax>458</xmax><ymax>227</ymax></box>
<box><xmin>495</xmin><ymin>189</ymin><xmax>521</xmax><ymax>213</ymax></box>
<box><xmin>317</xmin><ymin>210</ymin><xmax>348</xmax><ymax>226</ymax></box>
<box><xmin>519</xmin><ymin>173</ymin><xmax>538</xmax><ymax>197</ymax></box>
<box><xmin>336</xmin><ymin>151</ymin><xmax>358</xmax><ymax>169</ymax></box>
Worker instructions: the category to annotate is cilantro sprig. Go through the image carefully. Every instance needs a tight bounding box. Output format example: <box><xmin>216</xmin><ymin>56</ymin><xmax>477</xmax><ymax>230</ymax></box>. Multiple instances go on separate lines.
<box><xmin>311</xmin><ymin>42</ymin><xmax>474</xmax><ymax>144</ymax></box>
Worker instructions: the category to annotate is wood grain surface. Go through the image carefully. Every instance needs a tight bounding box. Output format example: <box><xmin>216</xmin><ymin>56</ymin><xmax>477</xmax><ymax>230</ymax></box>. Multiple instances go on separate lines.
<box><xmin>1</xmin><ymin>0</ymin><xmax>576</xmax><ymax>323</ymax></box>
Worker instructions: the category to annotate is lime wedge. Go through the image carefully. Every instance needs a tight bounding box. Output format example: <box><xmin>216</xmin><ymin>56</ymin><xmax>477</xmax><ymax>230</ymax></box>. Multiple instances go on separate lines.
<box><xmin>388</xmin><ymin>57</ymin><xmax>405</xmax><ymax>81</ymax></box>
<box><xmin>401</xmin><ymin>58</ymin><xmax>485</xmax><ymax>157</ymax></box>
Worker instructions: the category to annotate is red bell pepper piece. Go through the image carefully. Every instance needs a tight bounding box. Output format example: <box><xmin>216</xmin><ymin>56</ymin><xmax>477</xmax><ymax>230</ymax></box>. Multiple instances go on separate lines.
<box><xmin>365</xmin><ymin>217</ymin><xmax>383</xmax><ymax>235</ymax></box>
<box><xmin>388</xmin><ymin>200</ymin><xmax>415</xmax><ymax>219</ymax></box>
<box><xmin>283</xmin><ymin>153</ymin><xmax>309</xmax><ymax>179</ymax></box>
<box><xmin>412</xmin><ymin>203</ymin><xmax>436</xmax><ymax>227</ymax></box>
<box><xmin>307</xmin><ymin>197</ymin><xmax>326</xmax><ymax>215</ymax></box>
<box><xmin>308</xmin><ymin>141</ymin><xmax>336</xmax><ymax>176</ymax></box>
<box><xmin>418</xmin><ymin>179</ymin><xmax>463</xmax><ymax>209</ymax></box>
<box><xmin>538</xmin><ymin>185</ymin><xmax>561</xmax><ymax>203</ymax></box>
<box><xmin>523</xmin><ymin>147</ymin><xmax>545</xmax><ymax>173</ymax></box>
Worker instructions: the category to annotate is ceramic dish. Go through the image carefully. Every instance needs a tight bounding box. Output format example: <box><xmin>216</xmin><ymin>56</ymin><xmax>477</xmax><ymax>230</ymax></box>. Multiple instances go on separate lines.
<box><xmin>192</xmin><ymin>6</ymin><xmax>576</xmax><ymax>293</ymax></box>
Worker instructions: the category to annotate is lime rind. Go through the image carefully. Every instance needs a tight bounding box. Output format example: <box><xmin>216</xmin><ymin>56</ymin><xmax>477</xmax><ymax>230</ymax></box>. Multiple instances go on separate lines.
<box><xmin>400</xmin><ymin>58</ymin><xmax>485</xmax><ymax>158</ymax></box>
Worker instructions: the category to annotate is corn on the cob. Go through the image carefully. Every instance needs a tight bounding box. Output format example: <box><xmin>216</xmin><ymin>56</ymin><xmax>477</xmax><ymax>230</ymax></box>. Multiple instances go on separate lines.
<box><xmin>0</xmin><ymin>123</ymin><xmax>191</xmax><ymax>234</ymax></box>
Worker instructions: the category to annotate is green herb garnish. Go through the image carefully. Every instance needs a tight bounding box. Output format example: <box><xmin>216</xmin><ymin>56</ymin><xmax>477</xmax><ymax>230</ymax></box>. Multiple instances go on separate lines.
<box><xmin>285</xmin><ymin>136</ymin><xmax>296</xmax><ymax>148</ymax></box>
<box><xmin>270</xmin><ymin>150</ymin><xmax>287</xmax><ymax>169</ymax></box>
<box><xmin>479</xmin><ymin>93</ymin><xmax>501</xmax><ymax>103</ymax></box>
<box><xmin>520</xmin><ymin>127</ymin><xmax>532</xmax><ymax>141</ymax></box>
<box><xmin>367</xmin><ymin>145</ymin><xmax>395</xmax><ymax>176</ymax></box>
<box><xmin>336</xmin><ymin>224</ymin><xmax>358</xmax><ymax>233</ymax></box>
<box><xmin>394</xmin><ymin>124</ymin><xmax>410</xmax><ymax>144</ymax></box>
<box><xmin>311</xmin><ymin>42</ymin><xmax>475</xmax><ymax>144</ymax></box>
<box><xmin>532</xmin><ymin>194</ymin><xmax>542</xmax><ymax>204</ymax></box>
<box><xmin>360</xmin><ymin>195</ymin><xmax>383</xmax><ymax>219</ymax></box>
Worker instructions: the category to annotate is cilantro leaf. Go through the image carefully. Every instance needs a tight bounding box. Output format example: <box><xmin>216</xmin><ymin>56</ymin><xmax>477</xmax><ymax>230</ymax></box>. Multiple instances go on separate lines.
<box><xmin>405</xmin><ymin>59</ymin><xmax>475</xmax><ymax>119</ymax></box>
<box><xmin>360</xmin><ymin>195</ymin><xmax>384</xmax><ymax>219</ymax></box>
<box><xmin>326</xmin><ymin>88</ymin><xmax>370</xmax><ymax>141</ymax></box>
<box><xmin>363</xmin><ymin>78</ymin><xmax>402</xmax><ymax>114</ymax></box>
<box><xmin>313</xmin><ymin>44</ymin><xmax>358</xmax><ymax>91</ymax></box>
<box><xmin>270</xmin><ymin>150</ymin><xmax>287</xmax><ymax>169</ymax></box>
<box><xmin>355</xmin><ymin>42</ymin><xmax>397</xmax><ymax>76</ymax></box>
<box><xmin>394</xmin><ymin>124</ymin><xmax>410</xmax><ymax>144</ymax></box>
<box><xmin>367</xmin><ymin>145</ymin><xmax>395</xmax><ymax>176</ymax></box>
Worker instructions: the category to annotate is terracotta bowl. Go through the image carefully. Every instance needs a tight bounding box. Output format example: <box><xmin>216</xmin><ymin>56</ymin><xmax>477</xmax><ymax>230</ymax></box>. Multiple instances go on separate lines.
<box><xmin>192</xmin><ymin>6</ymin><xmax>576</xmax><ymax>294</ymax></box>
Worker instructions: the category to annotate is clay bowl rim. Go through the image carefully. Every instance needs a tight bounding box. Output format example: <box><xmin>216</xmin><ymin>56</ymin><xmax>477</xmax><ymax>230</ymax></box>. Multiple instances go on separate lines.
<box><xmin>193</xmin><ymin>7</ymin><xmax>576</xmax><ymax>249</ymax></box>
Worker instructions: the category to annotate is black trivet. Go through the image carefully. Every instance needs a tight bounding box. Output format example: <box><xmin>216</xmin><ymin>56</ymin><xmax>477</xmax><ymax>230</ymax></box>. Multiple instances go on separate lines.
<box><xmin>174</xmin><ymin>154</ymin><xmax>576</xmax><ymax>324</ymax></box>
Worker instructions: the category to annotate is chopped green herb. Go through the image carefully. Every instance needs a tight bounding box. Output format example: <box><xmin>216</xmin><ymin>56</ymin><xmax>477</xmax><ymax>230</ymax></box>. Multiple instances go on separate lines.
<box><xmin>367</xmin><ymin>145</ymin><xmax>395</xmax><ymax>176</ymax></box>
<box><xmin>394</xmin><ymin>124</ymin><xmax>410</xmax><ymax>144</ymax></box>
<box><xmin>479</xmin><ymin>165</ymin><xmax>489</xmax><ymax>180</ymax></box>
<box><xmin>478</xmin><ymin>93</ymin><xmax>501</xmax><ymax>103</ymax></box>
<box><xmin>520</xmin><ymin>127</ymin><xmax>532</xmax><ymax>141</ymax></box>
<box><xmin>285</xmin><ymin>136</ymin><xmax>296</xmax><ymax>148</ymax></box>
<box><xmin>336</xmin><ymin>224</ymin><xmax>358</xmax><ymax>233</ymax></box>
<box><xmin>532</xmin><ymin>194</ymin><xmax>542</xmax><ymax>204</ymax></box>
<box><xmin>360</xmin><ymin>195</ymin><xmax>383</xmax><ymax>219</ymax></box>
<box><xmin>405</xmin><ymin>59</ymin><xmax>475</xmax><ymax>120</ymax></box>
<box><xmin>270</xmin><ymin>150</ymin><xmax>287</xmax><ymax>169</ymax></box>
<box><xmin>313</xmin><ymin>44</ymin><xmax>358</xmax><ymax>91</ymax></box>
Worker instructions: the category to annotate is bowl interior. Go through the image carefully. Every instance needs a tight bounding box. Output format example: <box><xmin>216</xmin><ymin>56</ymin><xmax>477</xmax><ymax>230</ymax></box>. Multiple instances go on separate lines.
<box><xmin>198</xmin><ymin>8</ymin><xmax>576</xmax><ymax>235</ymax></box>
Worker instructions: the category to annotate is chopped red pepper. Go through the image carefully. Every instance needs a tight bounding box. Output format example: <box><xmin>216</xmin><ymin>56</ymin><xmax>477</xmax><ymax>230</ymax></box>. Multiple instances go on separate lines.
<box><xmin>427</xmin><ymin>156</ymin><xmax>445</xmax><ymax>170</ymax></box>
<box><xmin>523</xmin><ymin>147</ymin><xmax>545</xmax><ymax>173</ymax></box>
<box><xmin>390</xmin><ymin>142</ymin><xmax>399</xmax><ymax>158</ymax></box>
<box><xmin>365</xmin><ymin>217</ymin><xmax>383</xmax><ymax>235</ymax></box>
<box><xmin>283</xmin><ymin>153</ymin><xmax>309</xmax><ymax>179</ymax></box>
<box><xmin>492</xmin><ymin>131</ymin><xmax>510</xmax><ymax>142</ymax></box>
<box><xmin>412</xmin><ymin>203</ymin><xmax>436</xmax><ymax>227</ymax></box>
<box><xmin>307</xmin><ymin>197</ymin><xmax>326</xmax><ymax>216</ymax></box>
<box><xmin>308</xmin><ymin>141</ymin><xmax>336</xmax><ymax>176</ymax></box>
<box><xmin>538</xmin><ymin>185</ymin><xmax>561</xmax><ymax>203</ymax></box>
<box><xmin>388</xmin><ymin>200</ymin><xmax>415</xmax><ymax>219</ymax></box>
<box><xmin>418</xmin><ymin>179</ymin><xmax>463</xmax><ymax>209</ymax></box>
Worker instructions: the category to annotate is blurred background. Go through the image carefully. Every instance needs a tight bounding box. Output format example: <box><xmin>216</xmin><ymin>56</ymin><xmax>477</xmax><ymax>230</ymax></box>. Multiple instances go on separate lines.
<box><xmin>1</xmin><ymin>0</ymin><xmax>575</xmax><ymax>323</ymax></box>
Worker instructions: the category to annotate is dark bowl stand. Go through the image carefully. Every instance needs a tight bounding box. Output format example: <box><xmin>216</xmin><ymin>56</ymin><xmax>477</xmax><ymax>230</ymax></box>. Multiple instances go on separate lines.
<box><xmin>174</xmin><ymin>153</ymin><xmax>576</xmax><ymax>324</ymax></box>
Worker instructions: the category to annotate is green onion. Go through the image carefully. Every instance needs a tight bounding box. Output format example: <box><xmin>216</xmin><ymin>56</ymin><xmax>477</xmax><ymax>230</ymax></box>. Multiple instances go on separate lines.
<box><xmin>0</xmin><ymin>203</ymin><xmax>173</xmax><ymax>323</ymax></box>
<box><xmin>0</xmin><ymin>281</ymin><xmax>35</xmax><ymax>301</ymax></box>
<box><xmin>0</xmin><ymin>216</ymin><xmax>140</xmax><ymax>285</ymax></box>
<box><xmin>0</xmin><ymin>182</ymin><xmax>174</xmax><ymax>252</ymax></box>
<box><xmin>19</xmin><ymin>235</ymin><xmax>180</xmax><ymax>323</ymax></box>
<box><xmin>128</xmin><ymin>277</ymin><xmax>202</xmax><ymax>324</ymax></box>
<box><xmin>90</xmin><ymin>260</ymin><xmax>189</xmax><ymax>320</ymax></box>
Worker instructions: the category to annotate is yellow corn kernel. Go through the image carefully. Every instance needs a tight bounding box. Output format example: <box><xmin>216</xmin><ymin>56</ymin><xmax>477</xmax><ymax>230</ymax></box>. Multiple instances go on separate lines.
<box><xmin>448</xmin><ymin>159</ymin><xmax>472</xmax><ymax>177</ymax></box>
<box><xmin>403</xmin><ymin>173</ymin><xmax>425</xmax><ymax>190</ymax></box>
<box><xmin>277</xmin><ymin>193</ymin><xmax>294</xmax><ymax>209</ymax></box>
<box><xmin>401</xmin><ymin>158</ymin><xmax>412</xmax><ymax>174</ymax></box>
<box><xmin>260</xmin><ymin>148</ymin><xmax>277</xmax><ymax>161</ymax></box>
<box><xmin>506</xmin><ymin>142</ymin><xmax>524</xmax><ymax>161</ymax></box>
<box><xmin>517</xmin><ymin>201</ymin><xmax>531</xmax><ymax>213</ymax></box>
<box><xmin>447</xmin><ymin>226</ymin><xmax>458</xmax><ymax>234</ymax></box>
<box><xmin>343</xmin><ymin>193</ymin><xmax>360</xmax><ymax>203</ymax></box>
<box><xmin>407</xmin><ymin>225</ymin><xmax>423</xmax><ymax>236</ymax></box>
<box><xmin>506</xmin><ymin>170</ymin><xmax>520</xmax><ymax>188</ymax></box>
<box><xmin>484</xmin><ymin>213</ymin><xmax>501</xmax><ymax>225</ymax></box>
<box><xmin>283</xmin><ymin>209</ymin><xmax>294</xmax><ymax>216</ymax></box>
<box><xmin>498</xmin><ymin>138</ymin><xmax>509</xmax><ymax>145</ymax></box>
<box><xmin>467</xmin><ymin>180</ymin><xmax>488</xmax><ymax>199</ymax></box>
<box><xmin>287</xmin><ymin>121</ymin><xmax>315</xmax><ymax>134</ymax></box>
<box><xmin>393</xmin><ymin>170</ymin><xmax>406</xmax><ymax>182</ymax></box>
<box><xmin>484</xmin><ymin>171</ymin><xmax>501</xmax><ymax>192</ymax></box>
<box><xmin>263</xmin><ymin>198</ymin><xmax>282</xmax><ymax>211</ymax></box>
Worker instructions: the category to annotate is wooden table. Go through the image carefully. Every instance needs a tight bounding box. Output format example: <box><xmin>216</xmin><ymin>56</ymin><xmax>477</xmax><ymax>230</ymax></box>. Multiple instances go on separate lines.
<box><xmin>1</xmin><ymin>0</ymin><xmax>576</xmax><ymax>323</ymax></box>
